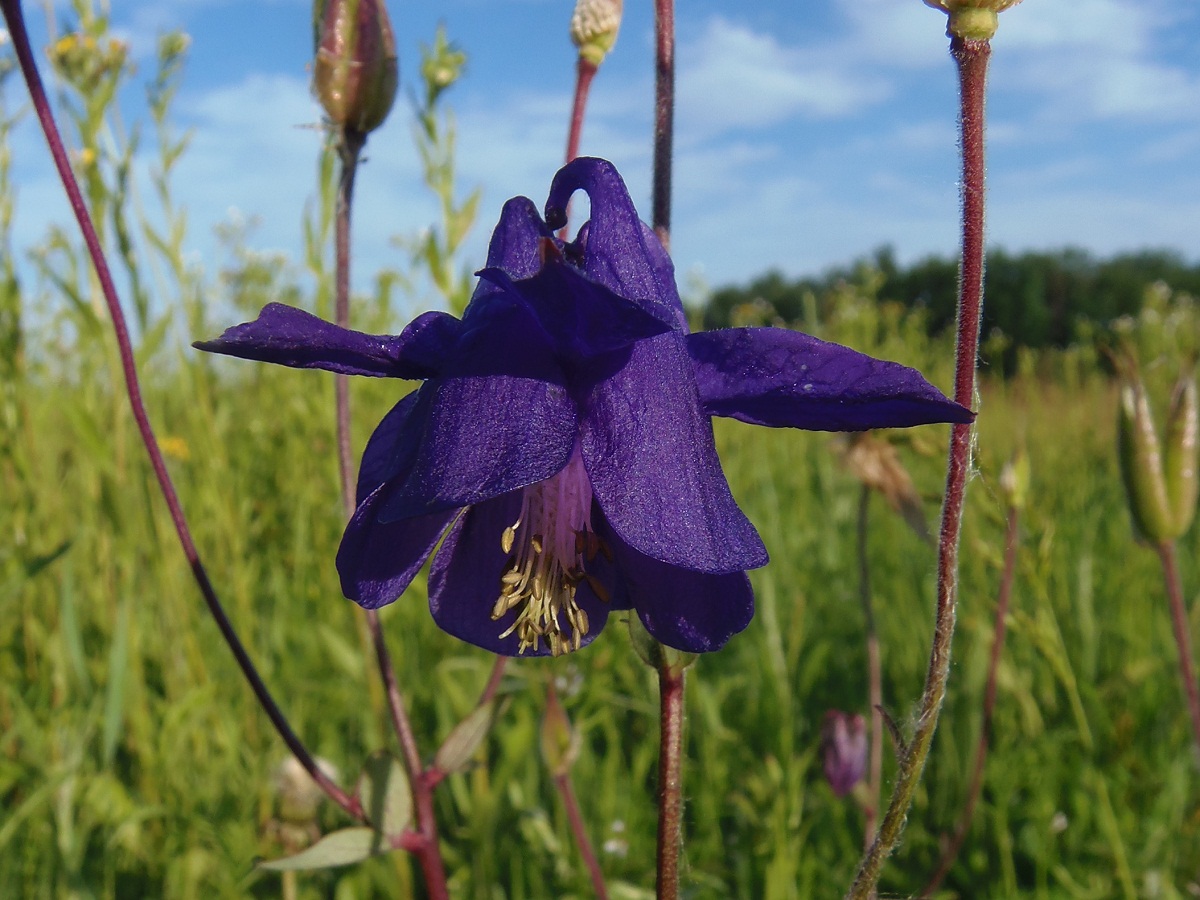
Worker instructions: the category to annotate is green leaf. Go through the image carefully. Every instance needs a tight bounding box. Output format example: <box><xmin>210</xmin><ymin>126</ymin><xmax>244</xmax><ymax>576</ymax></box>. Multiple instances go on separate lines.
<box><xmin>434</xmin><ymin>701</ymin><xmax>497</xmax><ymax>775</ymax></box>
<box><xmin>258</xmin><ymin>827</ymin><xmax>383</xmax><ymax>871</ymax></box>
<box><xmin>355</xmin><ymin>753</ymin><xmax>412</xmax><ymax>839</ymax></box>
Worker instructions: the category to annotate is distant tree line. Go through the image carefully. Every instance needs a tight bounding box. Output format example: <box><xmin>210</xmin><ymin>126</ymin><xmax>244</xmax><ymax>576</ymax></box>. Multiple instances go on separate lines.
<box><xmin>702</xmin><ymin>247</ymin><xmax>1200</xmax><ymax>373</ymax></box>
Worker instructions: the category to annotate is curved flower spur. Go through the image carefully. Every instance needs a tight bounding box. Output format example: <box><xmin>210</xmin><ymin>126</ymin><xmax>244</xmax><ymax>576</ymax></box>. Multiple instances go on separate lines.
<box><xmin>196</xmin><ymin>158</ymin><xmax>972</xmax><ymax>657</ymax></box>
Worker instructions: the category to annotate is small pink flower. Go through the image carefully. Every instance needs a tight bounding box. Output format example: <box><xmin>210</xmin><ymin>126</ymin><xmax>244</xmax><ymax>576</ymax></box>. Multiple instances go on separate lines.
<box><xmin>822</xmin><ymin>711</ymin><xmax>867</xmax><ymax>798</ymax></box>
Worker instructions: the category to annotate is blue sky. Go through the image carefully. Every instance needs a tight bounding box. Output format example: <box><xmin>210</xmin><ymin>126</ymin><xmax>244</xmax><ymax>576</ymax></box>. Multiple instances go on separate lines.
<box><xmin>4</xmin><ymin>0</ymin><xmax>1200</xmax><ymax>301</ymax></box>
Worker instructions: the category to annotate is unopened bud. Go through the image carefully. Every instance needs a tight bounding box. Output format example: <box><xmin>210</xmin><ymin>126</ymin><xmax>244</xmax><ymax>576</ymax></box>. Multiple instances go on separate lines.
<box><xmin>1163</xmin><ymin>372</ymin><xmax>1199</xmax><ymax>537</ymax></box>
<box><xmin>274</xmin><ymin>756</ymin><xmax>339</xmax><ymax>825</ymax></box>
<box><xmin>821</xmin><ymin>711</ymin><xmax>867</xmax><ymax>798</ymax></box>
<box><xmin>313</xmin><ymin>0</ymin><xmax>398</xmax><ymax>134</ymax></box>
<box><xmin>999</xmin><ymin>449</ymin><xmax>1030</xmax><ymax>513</ymax></box>
<box><xmin>570</xmin><ymin>0</ymin><xmax>623</xmax><ymax>66</ymax></box>
<box><xmin>1118</xmin><ymin>377</ymin><xmax>1175</xmax><ymax>544</ymax></box>
<box><xmin>921</xmin><ymin>0</ymin><xmax>1024</xmax><ymax>41</ymax></box>
<box><xmin>540</xmin><ymin>689</ymin><xmax>580</xmax><ymax>779</ymax></box>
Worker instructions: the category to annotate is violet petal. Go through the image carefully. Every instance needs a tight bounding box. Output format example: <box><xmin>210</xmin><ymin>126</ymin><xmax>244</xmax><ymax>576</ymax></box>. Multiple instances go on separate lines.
<box><xmin>336</xmin><ymin>481</ymin><xmax>455</xmax><ymax>609</ymax></box>
<box><xmin>428</xmin><ymin>493</ymin><xmax>614</xmax><ymax>656</ymax></box>
<box><xmin>687</xmin><ymin>327</ymin><xmax>973</xmax><ymax>430</ymax></box>
<box><xmin>194</xmin><ymin>302</ymin><xmax>460</xmax><ymax>379</ymax></box>
<box><xmin>356</xmin><ymin>392</ymin><xmax>418</xmax><ymax>504</ymax></box>
<box><xmin>379</xmin><ymin>375</ymin><xmax>578</xmax><ymax>521</ymax></box>
<box><xmin>546</xmin><ymin>158</ymin><xmax>686</xmax><ymax>330</ymax></box>
<box><xmin>581</xmin><ymin>331</ymin><xmax>768</xmax><ymax>574</ymax></box>
<box><xmin>476</xmin><ymin>262</ymin><xmax>672</xmax><ymax>360</ymax></box>
<box><xmin>600</xmin><ymin>518</ymin><xmax>754</xmax><ymax>653</ymax></box>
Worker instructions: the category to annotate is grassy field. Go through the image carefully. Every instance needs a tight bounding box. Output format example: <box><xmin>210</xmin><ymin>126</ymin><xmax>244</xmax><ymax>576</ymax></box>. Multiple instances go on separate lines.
<box><xmin>4</xmin><ymin>265</ymin><xmax>1200</xmax><ymax>899</ymax></box>
<box><xmin>4</xmin><ymin>9</ymin><xmax>1200</xmax><ymax>899</ymax></box>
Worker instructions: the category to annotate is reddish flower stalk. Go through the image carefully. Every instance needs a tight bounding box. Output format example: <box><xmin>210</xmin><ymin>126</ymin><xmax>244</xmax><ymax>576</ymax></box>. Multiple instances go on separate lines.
<box><xmin>921</xmin><ymin>502</ymin><xmax>1019</xmax><ymax>897</ymax></box>
<box><xmin>544</xmin><ymin>683</ymin><xmax>610</xmax><ymax>899</ymax></box>
<box><xmin>656</xmin><ymin>662</ymin><xmax>686</xmax><ymax>900</ymax></box>
<box><xmin>856</xmin><ymin>486</ymin><xmax>883</xmax><ymax>850</ymax></box>
<box><xmin>565</xmin><ymin>57</ymin><xmax>598</xmax><ymax>165</ymax></box>
<box><xmin>331</xmin><ymin>127</ymin><xmax>450</xmax><ymax>898</ymax></box>
<box><xmin>651</xmin><ymin>0</ymin><xmax>674</xmax><ymax>248</ymax></box>
<box><xmin>650</xmin><ymin>3</ymin><xmax>685</xmax><ymax>894</ymax></box>
<box><xmin>1158</xmin><ymin>541</ymin><xmax>1200</xmax><ymax>757</ymax></box>
<box><xmin>554</xmin><ymin>767</ymin><xmax>609</xmax><ymax>899</ymax></box>
<box><xmin>846</xmin><ymin>34</ymin><xmax>989</xmax><ymax>900</ymax></box>
<box><xmin>0</xmin><ymin>0</ymin><xmax>359</xmax><ymax>819</ymax></box>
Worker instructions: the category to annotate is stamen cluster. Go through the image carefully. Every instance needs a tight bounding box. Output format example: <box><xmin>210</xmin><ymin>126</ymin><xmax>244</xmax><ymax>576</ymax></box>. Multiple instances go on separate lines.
<box><xmin>492</xmin><ymin>452</ymin><xmax>611</xmax><ymax>655</ymax></box>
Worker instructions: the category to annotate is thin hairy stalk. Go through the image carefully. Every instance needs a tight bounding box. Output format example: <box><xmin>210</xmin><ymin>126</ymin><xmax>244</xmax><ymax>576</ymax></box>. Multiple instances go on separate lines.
<box><xmin>921</xmin><ymin>503</ymin><xmax>1019</xmax><ymax>897</ymax></box>
<box><xmin>478</xmin><ymin>655</ymin><xmax>508</xmax><ymax>707</ymax></box>
<box><xmin>1158</xmin><ymin>541</ymin><xmax>1200</xmax><ymax>757</ymax></box>
<box><xmin>857</xmin><ymin>485</ymin><xmax>883</xmax><ymax>853</ymax></box>
<box><xmin>0</xmin><ymin>0</ymin><xmax>359</xmax><ymax>817</ymax></box>
<box><xmin>544</xmin><ymin>682</ymin><xmax>609</xmax><ymax>899</ymax></box>
<box><xmin>846</xmin><ymin>36</ymin><xmax>989</xmax><ymax>899</ymax></box>
<box><xmin>334</xmin><ymin>130</ymin><xmax>366</xmax><ymax>519</ymax></box>
<box><xmin>557</xmin><ymin>56</ymin><xmax>598</xmax><ymax>237</ymax></box>
<box><xmin>656</xmin><ymin>663</ymin><xmax>686</xmax><ymax>900</ymax></box>
<box><xmin>565</xmin><ymin>57</ymin><xmax>598</xmax><ymax>165</ymax></box>
<box><xmin>332</xmin><ymin>126</ymin><xmax>450</xmax><ymax>900</ymax></box>
<box><xmin>555</xmin><ymin>767</ymin><xmax>609</xmax><ymax>899</ymax></box>
<box><xmin>651</xmin><ymin>0</ymin><xmax>674</xmax><ymax>248</ymax></box>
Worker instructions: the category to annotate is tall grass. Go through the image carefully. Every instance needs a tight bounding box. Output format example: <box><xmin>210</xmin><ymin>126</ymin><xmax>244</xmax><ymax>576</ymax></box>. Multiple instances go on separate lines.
<box><xmin>3</xmin><ymin>9</ymin><xmax>1200</xmax><ymax>900</ymax></box>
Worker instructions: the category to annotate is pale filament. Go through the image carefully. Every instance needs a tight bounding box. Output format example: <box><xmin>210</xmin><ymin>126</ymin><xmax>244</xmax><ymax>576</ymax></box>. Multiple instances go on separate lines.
<box><xmin>492</xmin><ymin>450</ymin><xmax>607</xmax><ymax>656</ymax></box>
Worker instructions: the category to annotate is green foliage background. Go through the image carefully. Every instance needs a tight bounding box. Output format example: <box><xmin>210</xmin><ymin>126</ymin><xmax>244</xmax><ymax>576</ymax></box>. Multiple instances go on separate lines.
<box><xmin>3</xmin><ymin>6</ymin><xmax>1200</xmax><ymax>899</ymax></box>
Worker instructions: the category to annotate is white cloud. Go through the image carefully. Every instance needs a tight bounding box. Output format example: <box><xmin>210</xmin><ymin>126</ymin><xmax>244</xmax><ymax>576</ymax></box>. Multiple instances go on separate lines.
<box><xmin>677</xmin><ymin>18</ymin><xmax>890</xmax><ymax>139</ymax></box>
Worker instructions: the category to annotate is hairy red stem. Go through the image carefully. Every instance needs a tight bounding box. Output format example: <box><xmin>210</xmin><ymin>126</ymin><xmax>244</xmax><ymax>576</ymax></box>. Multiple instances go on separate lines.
<box><xmin>0</xmin><ymin>0</ymin><xmax>360</xmax><ymax>818</ymax></box>
<box><xmin>922</xmin><ymin>503</ymin><xmax>1019</xmax><ymax>897</ymax></box>
<box><xmin>1158</xmin><ymin>542</ymin><xmax>1200</xmax><ymax>758</ymax></box>
<box><xmin>332</xmin><ymin>128</ymin><xmax>449</xmax><ymax>899</ymax></box>
<box><xmin>566</xmin><ymin>56</ymin><xmax>598</xmax><ymax>165</ymax></box>
<box><xmin>846</xmin><ymin>35</ymin><xmax>989</xmax><ymax>899</ymax></box>
<box><xmin>656</xmin><ymin>664</ymin><xmax>685</xmax><ymax>899</ymax></box>
<box><xmin>856</xmin><ymin>486</ymin><xmax>883</xmax><ymax>854</ymax></box>
<box><xmin>651</xmin><ymin>0</ymin><xmax>674</xmax><ymax>248</ymax></box>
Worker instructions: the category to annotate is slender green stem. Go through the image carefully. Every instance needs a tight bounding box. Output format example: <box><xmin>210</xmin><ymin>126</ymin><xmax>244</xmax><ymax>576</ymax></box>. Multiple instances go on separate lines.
<box><xmin>331</xmin><ymin>126</ymin><xmax>450</xmax><ymax>900</ymax></box>
<box><xmin>845</xmin><ymin>35</ymin><xmax>989</xmax><ymax>899</ymax></box>
<box><xmin>1157</xmin><ymin>541</ymin><xmax>1200</xmax><ymax>758</ymax></box>
<box><xmin>656</xmin><ymin>663</ymin><xmax>686</xmax><ymax>900</ymax></box>
<box><xmin>0</xmin><ymin>0</ymin><xmax>360</xmax><ymax>819</ymax></box>
<box><xmin>856</xmin><ymin>485</ymin><xmax>883</xmax><ymax>853</ymax></box>
<box><xmin>921</xmin><ymin>504</ymin><xmax>1019</xmax><ymax>897</ymax></box>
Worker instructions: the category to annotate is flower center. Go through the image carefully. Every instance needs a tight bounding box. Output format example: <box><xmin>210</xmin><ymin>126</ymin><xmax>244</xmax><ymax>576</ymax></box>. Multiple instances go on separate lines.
<box><xmin>492</xmin><ymin>450</ymin><xmax>609</xmax><ymax>656</ymax></box>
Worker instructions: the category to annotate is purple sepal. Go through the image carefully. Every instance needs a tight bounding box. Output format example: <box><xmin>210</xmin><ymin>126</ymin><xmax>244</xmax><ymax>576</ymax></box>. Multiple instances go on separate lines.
<box><xmin>194</xmin><ymin>302</ymin><xmax>460</xmax><ymax>379</ymax></box>
<box><xmin>688</xmin><ymin>327</ymin><xmax>973</xmax><ymax>431</ymax></box>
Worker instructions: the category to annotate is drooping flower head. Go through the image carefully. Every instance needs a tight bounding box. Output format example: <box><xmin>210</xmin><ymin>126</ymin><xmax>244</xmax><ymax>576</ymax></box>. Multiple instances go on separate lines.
<box><xmin>197</xmin><ymin>158</ymin><xmax>971</xmax><ymax>657</ymax></box>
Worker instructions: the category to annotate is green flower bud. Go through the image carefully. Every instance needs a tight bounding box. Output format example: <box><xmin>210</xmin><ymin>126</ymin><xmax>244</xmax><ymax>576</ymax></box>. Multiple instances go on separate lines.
<box><xmin>921</xmin><ymin>0</ymin><xmax>1024</xmax><ymax>41</ymax></box>
<box><xmin>570</xmin><ymin>0</ymin><xmax>623</xmax><ymax>67</ymax></box>
<box><xmin>313</xmin><ymin>0</ymin><xmax>398</xmax><ymax>134</ymax></box>
<box><xmin>1118</xmin><ymin>377</ymin><xmax>1175</xmax><ymax>544</ymax></box>
<box><xmin>274</xmin><ymin>756</ymin><xmax>339</xmax><ymax>825</ymax></box>
<box><xmin>1163</xmin><ymin>371</ymin><xmax>1199</xmax><ymax>537</ymax></box>
<box><xmin>999</xmin><ymin>449</ymin><xmax>1030</xmax><ymax>513</ymax></box>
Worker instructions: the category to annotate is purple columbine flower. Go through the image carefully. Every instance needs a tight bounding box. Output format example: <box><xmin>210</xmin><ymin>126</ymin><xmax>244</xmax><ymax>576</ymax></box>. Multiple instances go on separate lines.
<box><xmin>196</xmin><ymin>158</ymin><xmax>971</xmax><ymax>657</ymax></box>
